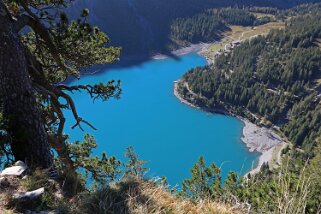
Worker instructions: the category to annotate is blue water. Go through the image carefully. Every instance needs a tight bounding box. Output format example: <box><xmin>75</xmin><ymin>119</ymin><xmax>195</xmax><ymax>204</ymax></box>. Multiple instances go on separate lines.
<box><xmin>64</xmin><ymin>53</ymin><xmax>259</xmax><ymax>186</ymax></box>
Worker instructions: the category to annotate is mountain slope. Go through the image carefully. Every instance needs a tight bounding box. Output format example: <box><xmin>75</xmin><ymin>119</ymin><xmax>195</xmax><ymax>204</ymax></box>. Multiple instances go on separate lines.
<box><xmin>67</xmin><ymin>0</ymin><xmax>321</xmax><ymax>56</ymax></box>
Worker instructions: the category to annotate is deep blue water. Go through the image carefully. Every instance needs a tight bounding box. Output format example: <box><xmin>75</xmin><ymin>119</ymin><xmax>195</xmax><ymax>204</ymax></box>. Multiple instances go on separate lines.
<box><xmin>64</xmin><ymin>53</ymin><xmax>259</xmax><ymax>186</ymax></box>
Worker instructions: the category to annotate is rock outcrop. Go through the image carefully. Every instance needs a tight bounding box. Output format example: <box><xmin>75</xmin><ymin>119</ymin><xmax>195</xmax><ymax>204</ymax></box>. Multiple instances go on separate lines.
<box><xmin>0</xmin><ymin>161</ymin><xmax>28</xmax><ymax>177</ymax></box>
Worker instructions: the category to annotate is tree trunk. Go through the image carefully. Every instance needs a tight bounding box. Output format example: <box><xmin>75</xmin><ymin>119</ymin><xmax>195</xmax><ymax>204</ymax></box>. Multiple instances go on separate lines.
<box><xmin>0</xmin><ymin>1</ymin><xmax>53</xmax><ymax>169</ymax></box>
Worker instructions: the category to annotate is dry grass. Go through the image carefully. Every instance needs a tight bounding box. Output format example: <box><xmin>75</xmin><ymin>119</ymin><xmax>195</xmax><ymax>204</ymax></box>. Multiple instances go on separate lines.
<box><xmin>0</xmin><ymin>169</ymin><xmax>69</xmax><ymax>213</ymax></box>
<box><xmin>0</xmin><ymin>176</ymin><xmax>21</xmax><ymax>213</ymax></box>
<box><xmin>78</xmin><ymin>177</ymin><xmax>243</xmax><ymax>214</ymax></box>
<box><xmin>273</xmin><ymin>160</ymin><xmax>312</xmax><ymax>214</ymax></box>
<box><xmin>226</xmin><ymin>22</ymin><xmax>284</xmax><ymax>43</ymax></box>
<box><xmin>245</xmin><ymin>157</ymin><xmax>318</xmax><ymax>214</ymax></box>
<box><xmin>314</xmin><ymin>38</ymin><xmax>321</xmax><ymax>48</ymax></box>
<box><xmin>0</xmin><ymin>170</ymin><xmax>243</xmax><ymax>213</ymax></box>
<box><xmin>202</xmin><ymin>22</ymin><xmax>285</xmax><ymax>62</ymax></box>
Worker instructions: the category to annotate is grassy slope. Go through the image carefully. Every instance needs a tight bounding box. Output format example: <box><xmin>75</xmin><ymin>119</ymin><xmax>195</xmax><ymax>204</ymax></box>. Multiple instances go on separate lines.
<box><xmin>202</xmin><ymin>21</ymin><xmax>285</xmax><ymax>63</ymax></box>
<box><xmin>0</xmin><ymin>175</ymin><xmax>244</xmax><ymax>214</ymax></box>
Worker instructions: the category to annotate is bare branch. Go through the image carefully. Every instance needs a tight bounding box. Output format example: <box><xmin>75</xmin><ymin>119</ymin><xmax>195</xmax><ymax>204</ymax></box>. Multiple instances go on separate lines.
<box><xmin>58</xmin><ymin>91</ymin><xmax>98</xmax><ymax>130</ymax></box>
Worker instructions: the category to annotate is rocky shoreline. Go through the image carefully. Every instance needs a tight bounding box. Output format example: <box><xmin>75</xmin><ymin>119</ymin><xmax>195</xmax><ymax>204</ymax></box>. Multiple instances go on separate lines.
<box><xmin>241</xmin><ymin>120</ymin><xmax>285</xmax><ymax>175</ymax></box>
<box><xmin>174</xmin><ymin>80</ymin><xmax>285</xmax><ymax>175</ymax></box>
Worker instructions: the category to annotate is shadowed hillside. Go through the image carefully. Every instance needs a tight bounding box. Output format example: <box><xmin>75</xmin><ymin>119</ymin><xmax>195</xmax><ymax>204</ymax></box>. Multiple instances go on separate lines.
<box><xmin>67</xmin><ymin>0</ymin><xmax>321</xmax><ymax>56</ymax></box>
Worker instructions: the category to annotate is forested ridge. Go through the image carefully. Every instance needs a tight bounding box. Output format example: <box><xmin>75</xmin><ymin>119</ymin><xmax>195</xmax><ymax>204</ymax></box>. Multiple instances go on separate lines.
<box><xmin>67</xmin><ymin>0</ymin><xmax>321</xmax><ymax>55</ymax></box>
<box><xmin>179</xmin><ymin>11</ymin><xmax>321</xmax><ymax>149</ymax></box>
<box><xmin>176</xmin><ymin>6</ymin><xmax>321</xmax><ymax>213</ymax></box>
<box><xmin>170</xmin><ymin>7</ymin><xmax>272</xmax><ymax>45</ymax></box>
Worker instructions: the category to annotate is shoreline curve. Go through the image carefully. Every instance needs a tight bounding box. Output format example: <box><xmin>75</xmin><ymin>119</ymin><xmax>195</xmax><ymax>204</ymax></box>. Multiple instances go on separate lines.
<box><xmin>173</xmin><ymin>76</ymin><xmax>286</xmax><ymax>176</ymax></box>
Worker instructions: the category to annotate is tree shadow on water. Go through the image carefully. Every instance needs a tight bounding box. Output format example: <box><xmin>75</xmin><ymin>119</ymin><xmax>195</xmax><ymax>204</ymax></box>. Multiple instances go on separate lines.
<box><xmin>65</xmin><ymin>50</ymin><xmax>182</xmax><ymax>84</ymax></box>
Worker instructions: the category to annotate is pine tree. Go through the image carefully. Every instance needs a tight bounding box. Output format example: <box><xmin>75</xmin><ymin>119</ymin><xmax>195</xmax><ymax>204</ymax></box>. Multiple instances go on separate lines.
<box><xmin>0</xmin><ymin>0</ymin><xmax>120</xmax><ymax>172</ymax></box>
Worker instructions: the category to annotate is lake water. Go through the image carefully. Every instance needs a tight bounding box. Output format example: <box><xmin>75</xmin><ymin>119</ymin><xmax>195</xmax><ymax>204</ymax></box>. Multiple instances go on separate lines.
<box><xmin>64</xmin><ymin>53</ymin><xmax>259</xmax><ymax>186</ymax></box>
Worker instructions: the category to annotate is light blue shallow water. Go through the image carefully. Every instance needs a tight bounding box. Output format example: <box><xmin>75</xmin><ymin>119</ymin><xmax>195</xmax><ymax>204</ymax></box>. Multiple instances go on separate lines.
<box><xmin>64</xmin><ymin>53</ymin><xmax>259</xmax><ymax>185</ymax></box>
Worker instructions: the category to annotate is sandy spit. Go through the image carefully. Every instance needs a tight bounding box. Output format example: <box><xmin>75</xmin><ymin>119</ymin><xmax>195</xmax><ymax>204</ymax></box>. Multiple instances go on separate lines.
<box><xmin>241</xmin><ymin>120</ymin><xmax>285</xmax><ymax>175</ymax></box>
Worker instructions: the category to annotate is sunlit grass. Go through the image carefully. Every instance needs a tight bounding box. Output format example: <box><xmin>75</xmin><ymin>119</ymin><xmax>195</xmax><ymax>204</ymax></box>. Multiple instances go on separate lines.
<box><xmin>251</xmin><ymin>12</ymin><xmax>275</xmax><ymax>19</ymax></box>
<box><xmin>202</xmin><ymin>22</ymin><xmax>285</xmax><ymax>62</ymax></box>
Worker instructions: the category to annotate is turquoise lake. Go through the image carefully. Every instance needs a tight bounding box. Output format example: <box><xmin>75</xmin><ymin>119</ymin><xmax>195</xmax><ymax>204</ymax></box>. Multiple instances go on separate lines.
<box><xmin>64</xmin><ymin>53</ymin><xmax>259</xmax><ymax>185</ymax></box>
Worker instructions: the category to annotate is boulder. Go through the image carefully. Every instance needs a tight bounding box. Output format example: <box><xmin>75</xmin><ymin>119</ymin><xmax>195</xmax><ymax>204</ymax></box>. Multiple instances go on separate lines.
<box><xmin>13</xmin><ymin>187</ymin><xmax>45</xmax><ymax>201</ymax></box>
<box><xmin>0</xmin><ymin>165</ymin><xmax>27</xmax><ymax>177</ymax></box>
<box><xmin>14</xmin><ymin>161</ymin><xmax>27</xmax><ymax>167</ymax></box>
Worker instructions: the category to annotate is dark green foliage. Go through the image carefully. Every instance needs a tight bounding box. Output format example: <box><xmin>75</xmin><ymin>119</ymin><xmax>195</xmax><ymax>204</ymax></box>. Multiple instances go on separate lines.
<box><xmin>170</xmin><ymin>11</ymin><xmax>229</xmax><ymax>44</ymax></box>
<box><xmin>21</xmin><ymin>13</ymin><xmax>121</xmax><ymax>82</ymax></box>
<box><xmin>53</xmin><ymin>135</ymin><xmax>149</xmax><ymax>189</ymax></box>
<box><xmin>283</xmin><ymin>95</ymin><xmax>321</xmax><ymax>150</ymax></box>
<box><xmin>66</xmin><ymin>134</ymin><xmax>122</xmax><ymax>186</ymax></box>
<box><xmin>217</xmin><ymin>8</ymin><xmax>257</xmax><ymax>26</ymax></box>
<box><xmin>181</xmin><ymin>156</ymin><xmax>222</xmax><ymax>199</ymax></box>
<box><xmin>177</xmin><ymin>7</ymin><xmax>321</xmax><ymax>212</ymax></box>
<box><xmin>276</xmin><ymin>2</ymin><xmax>321</xmax><ymax>19</ymax></box>
<box><xmin>180</xmin><ymin>13</ymin><xmax>321</xmax><ymax>150</ymax></box>
<box><xmin>65</xmin><ymin>141</ymin><xmax>148</xmax><ymax>187</ymax></box>
<box><xmin>123</xmin><ymin>146</ymin><xmax>148</xmax><ymax>179</ymax></box>
<box><xmin>170</xmin><ymin>7</ymin><xmax>263</xmax><ymax>45</ymax></box>
<box><xmin>181</xmin><ymin>157</ymin><xmax>245</xmax><ymax>205</ymax></box>
<box><xmin>223</xmin><ymin>171</ymin><xmax>241</xmax><ymax>197</ymax></box>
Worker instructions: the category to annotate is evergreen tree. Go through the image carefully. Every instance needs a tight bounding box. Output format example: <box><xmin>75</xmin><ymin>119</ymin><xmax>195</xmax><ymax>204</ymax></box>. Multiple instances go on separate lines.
<box><xmin>0</xmin><ymin>0</ymin><xmax>120</xmax><ymax>173</ymax></box>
